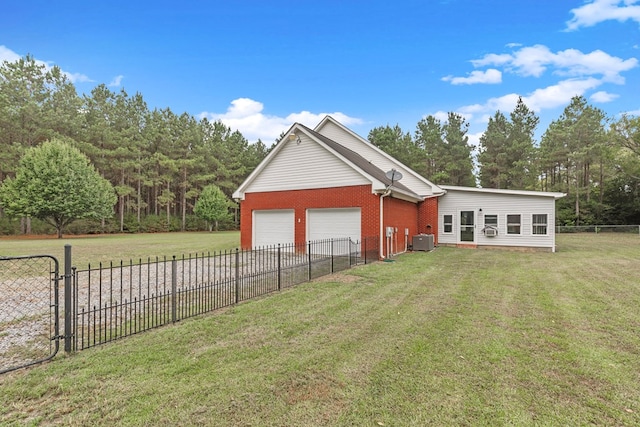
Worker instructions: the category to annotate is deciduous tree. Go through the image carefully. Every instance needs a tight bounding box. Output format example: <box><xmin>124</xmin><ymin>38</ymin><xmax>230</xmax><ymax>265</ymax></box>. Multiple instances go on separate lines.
<box><xmin>0</xmin><ymin>138</ymin><xmax>117</xmax><ymax>237</ymax></box>
<box><xmin>194</xmin><ymin>184</ymin><xmax>232</xmax><ymax>231</ymax></box>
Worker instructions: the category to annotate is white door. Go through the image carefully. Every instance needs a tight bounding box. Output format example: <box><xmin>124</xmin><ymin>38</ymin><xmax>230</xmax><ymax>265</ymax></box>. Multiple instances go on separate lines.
<box><xmin>252</xmin><ymin>210</ymin><xmax>295</xmax><ymax>248</ymax></box>
<box><xmin>307</xmin><ymin>208</ymin><xmax>361</xmax><ymax>242</ymax></box>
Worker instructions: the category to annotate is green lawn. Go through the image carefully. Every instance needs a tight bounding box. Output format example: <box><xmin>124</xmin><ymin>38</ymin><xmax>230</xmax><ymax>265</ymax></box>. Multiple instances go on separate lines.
<box><xmin>0</xmin><ymin>231</ymin><xmax>240</xmax><ymax>268</ymax></box>
<box><xmin>1</xmin><ymin>233</ymin><xmax>639</xmax><ymax>426</ymax></box>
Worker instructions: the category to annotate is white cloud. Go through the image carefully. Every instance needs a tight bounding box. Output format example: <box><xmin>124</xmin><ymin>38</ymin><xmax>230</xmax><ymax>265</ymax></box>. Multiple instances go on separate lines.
<box><xmin>524</xmin><ymin>77</ymin><xmax>603</xmax><ymax>110</ymax></box>
<box><xmin>590</xmin><ymin>90</ymin><xmax>620</xmax><ymax>102</ymax></box>
<box><xmin>459</xmin><ymin>93</ymin><xmax>522</xmax><ymax>119</ymax></box>
<box><xmin>0</xmin><ymin>45</ymin><xmax>92</xmax><ymax>84</ymax></box>
<box><xmin>198</xmin><ymin>98</ymin><xmax>363</xmax><ymax>145</ymax></box>
<box><xmin>431</xmin><ymin>111</ymin><xmax>451</xmax><ymax>123</ymax></box>
<box><xmin>471</xmin><ymin>44</ymin><xmax>637</xmax><ymax>82</ymax></box>
<box><xmin>471</xmin><ymin>53</ymin><xmax>512</xmax><ymax>68</ymax></box>
<box><xmin>566</xmin><ymin>0</ymin><xmax>640</xmax><ymax>31</ymax></box>
<box><xmin>108</xmin><ymin>75</ymin><xmax>124</xmax><ymax>87</ymax></box>
<box><xmin>64</xmin><ymin>72</ymin><xmax>93</xmax><ymax>83</ymax></box>
<box><xmin>442</xmin><ymin>69</ymin><xmax>502</xmax><ymax>85</ymax></box>
<box><xmin>0</xmin><ymin>45</ymin><xmax>21</xmax><ymax>63</ymax></box>
<box><xmin>436</xmin><ymin>77</ymin><xmax>603</xmax><ymax>128</ymax></box>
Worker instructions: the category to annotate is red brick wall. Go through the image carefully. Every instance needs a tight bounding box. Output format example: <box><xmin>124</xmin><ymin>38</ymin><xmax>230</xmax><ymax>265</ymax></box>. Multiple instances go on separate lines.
<box><xmin>239</xmin><ymin>185</ymin><xmax>380</xmax><ymax>249</ymax></box>
<box><xmin>417</xmin><ymin>197</ymin><xmax>439</xmax><ymax>245</ymax></box>
<box><xmin>382</xmin><ymin>197</ymin><xmax>419</xmax><ymax>254</ymax></box>
<box><xmin>240</xmin><ymin>185</ymin><xmax>443</xmax><ymax>251</ymax></box>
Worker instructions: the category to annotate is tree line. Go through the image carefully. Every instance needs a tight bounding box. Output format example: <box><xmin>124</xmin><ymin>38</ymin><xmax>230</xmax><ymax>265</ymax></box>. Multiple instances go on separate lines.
<box><xmin>0</xmin><ymin>56</ymin><xmax>269</xmax><ymax>235</ymax></box>
<box><xmin>369</xmin><ymin>98</ymin><xmax>640</xmax><ymax>226</ymax></box>
<box><xmin>1</xmin><ymin>55</ymin><xmax>639</xmax><ymax>235</ymax></box>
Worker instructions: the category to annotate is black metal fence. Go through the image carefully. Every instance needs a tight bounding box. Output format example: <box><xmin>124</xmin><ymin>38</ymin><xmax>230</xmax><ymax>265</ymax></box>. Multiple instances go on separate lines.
<box><xmin>70</xmin><ymin>236</ymin><xmax>378</xmax><ymax>351</ymax></box>
<box><xmin>0</xmin><ymin>255</ymin><xmax>60</xmax><ymax>374</ymax></box>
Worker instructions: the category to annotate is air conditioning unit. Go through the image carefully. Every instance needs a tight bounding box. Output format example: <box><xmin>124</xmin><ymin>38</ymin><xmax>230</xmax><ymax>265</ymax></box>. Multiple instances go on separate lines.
<box><xmin>412</xmin><ymin>234</ymin><xmax>434</xmax><ymax>251</ymax></box>
<box><xmin>484</xmin><ymin>227</ymin><xmax>498</xmax><ymax>237</ymax></box>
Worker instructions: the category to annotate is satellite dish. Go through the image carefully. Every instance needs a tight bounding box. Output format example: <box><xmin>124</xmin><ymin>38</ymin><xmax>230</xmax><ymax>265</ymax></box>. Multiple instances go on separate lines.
<box><xmin>385</xmin><ymin>169</ymin><xmax>403</xmax><ymax>183</ymax></box>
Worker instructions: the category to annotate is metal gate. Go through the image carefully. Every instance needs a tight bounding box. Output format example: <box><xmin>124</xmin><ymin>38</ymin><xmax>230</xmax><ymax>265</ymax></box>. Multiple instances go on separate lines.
<box><xmin>0</xmin><ymin>255</ymin><xmax>60</xmax><ymax>374</ymax></box>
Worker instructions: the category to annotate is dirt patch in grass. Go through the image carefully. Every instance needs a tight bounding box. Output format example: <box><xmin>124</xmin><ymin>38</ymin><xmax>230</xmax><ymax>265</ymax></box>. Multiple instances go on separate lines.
<box><xmin>277</xmin><ymin>370</ymin><xmax>345</xmax><ymax>405</ymax></box>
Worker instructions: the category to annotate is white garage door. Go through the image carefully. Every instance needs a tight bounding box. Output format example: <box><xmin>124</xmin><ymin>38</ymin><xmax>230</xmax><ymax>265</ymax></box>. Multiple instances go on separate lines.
<box><xmin>307</xmin><ymin>208</ymin><xmax>361</xmax><ymax>242</ymax></box>
<box><xmin>253</xmin><ymin>210</ymin><xmax>295</xmax><ymax>248</ymax></box>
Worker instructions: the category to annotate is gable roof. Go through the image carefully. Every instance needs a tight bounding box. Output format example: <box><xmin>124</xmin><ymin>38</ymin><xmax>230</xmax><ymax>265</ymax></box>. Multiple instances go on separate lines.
<box><xmin>314</xmin><ymin>116</ymin><xmax>444</xmax><ymax>197</ymax></box>
<box><xmin>232</xmin><ymin>120</ymin><xmax>424</xmax><ymax>202</ymax></box>
<box><xmin>299</xmin><ymin>124</ymin><xmax>420</xmax><ymax>199</ymax></box>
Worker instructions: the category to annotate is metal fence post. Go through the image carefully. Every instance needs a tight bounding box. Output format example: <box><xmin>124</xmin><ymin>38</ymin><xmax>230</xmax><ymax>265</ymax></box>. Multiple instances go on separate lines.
<box><xmin>363</xmin><ymin>238</ymin><xmax>367</xmax><ymax>264</ymax></box>
<box><xmin>171</xmin><ymin>256</ymin><xmax>177</xmax><ymax>323</ymax></box>
<box><xmin>235</xmin><ymin>248</ymin><xmax>240</xmax><ymax>304</ymax></box>
<box><xmin>308</xmin><ymin>241</ymin><xmax>312</xmax><ymax>281</ymax></box>
<box><xmin>330</xmin><ymin>239</ymin><xmax>334</xmax><ymax>273</ymax></box>
<box><xmin>277</xmin><ymin>244</ymin><xmax>281</xmax><ymax>291</ymax></box>
<box><xmin>64</xmin><ymin>244</ymin><xmax>72</xmax><ymax>353</ymax></box>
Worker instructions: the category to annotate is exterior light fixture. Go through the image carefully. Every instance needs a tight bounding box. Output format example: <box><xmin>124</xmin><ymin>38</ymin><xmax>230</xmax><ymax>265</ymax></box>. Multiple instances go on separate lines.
<box><xmin>289</xmin><ymin>133</ymin><xmax>301</xmax><ymax>144</ymax></box>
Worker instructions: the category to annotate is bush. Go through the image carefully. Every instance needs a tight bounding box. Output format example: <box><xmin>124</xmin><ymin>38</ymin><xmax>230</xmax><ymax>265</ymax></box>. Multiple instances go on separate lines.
<box><xmin>184</xmin><ymin>215</ymin><xmax>208</xmax><ymax>231</ymax></box>
<box><xmin>0</xmin><ymin>216</ymin><xmax>20</xmax><ymax>235</ymax></box>
<box><xmin>65</xmin><ymin>218</ymin><xmax>119</xmax><ymax>235</ymax></box>
<box><xmin>136</xmin><ymin>214</ymin><xmax>182</xmax><ymax>233</ymax></box>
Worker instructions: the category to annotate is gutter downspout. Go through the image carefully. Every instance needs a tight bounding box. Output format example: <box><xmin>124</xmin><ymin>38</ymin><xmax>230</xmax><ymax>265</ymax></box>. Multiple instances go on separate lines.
<box><xmin>379</xmin><ymin>188</ymin><xmax>391</xmax><ymax>259</ymax></box>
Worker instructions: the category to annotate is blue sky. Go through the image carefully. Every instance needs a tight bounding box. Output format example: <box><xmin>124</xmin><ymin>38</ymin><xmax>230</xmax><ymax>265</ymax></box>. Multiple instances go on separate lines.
<box><xmin>1</xmin><ymin>0</ymin><xmax>639</xmax><ymax>148</ymax></box>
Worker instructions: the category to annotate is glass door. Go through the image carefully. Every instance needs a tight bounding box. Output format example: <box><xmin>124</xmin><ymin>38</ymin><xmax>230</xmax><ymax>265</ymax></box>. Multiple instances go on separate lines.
<box><xmin>460</xmin><ymin>210</ymin><xmax>475</xmax><ymax>242</ymax></box>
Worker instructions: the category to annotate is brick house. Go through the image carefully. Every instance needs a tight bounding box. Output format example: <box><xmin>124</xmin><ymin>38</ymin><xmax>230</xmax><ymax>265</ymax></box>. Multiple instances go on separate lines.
<box><xmin>233</xmin><ymin>116</ymin><xmax>564</xmax><ymax>255</ymax></box>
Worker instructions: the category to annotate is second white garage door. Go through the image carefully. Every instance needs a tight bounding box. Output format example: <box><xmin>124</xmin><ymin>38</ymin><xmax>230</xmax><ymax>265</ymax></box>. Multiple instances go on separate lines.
<box><xmin>253</xmin><ymin>209</ymin><xmax>295</xmax><ymax>248</ymax></box>
<box><xmin>307</xmin><ymin>208</ymin><xmax>361</xmax><ymax>242</ymax></box>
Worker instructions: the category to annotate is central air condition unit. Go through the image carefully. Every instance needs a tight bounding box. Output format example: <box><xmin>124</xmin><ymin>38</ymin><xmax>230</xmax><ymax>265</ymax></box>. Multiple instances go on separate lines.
<box><xmin>484</xmin><ymin>227</ymin><xmax>498</xmax><ymax>237</ymax></box>
<box><xmin>412</xmin><ymin>234</ymin><xmax>434</xmax><ymax>251</ymax></box>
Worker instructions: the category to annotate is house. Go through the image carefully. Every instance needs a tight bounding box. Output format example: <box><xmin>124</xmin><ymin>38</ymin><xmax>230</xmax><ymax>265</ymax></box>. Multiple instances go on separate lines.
<box><xmin>232</xmin><ymin>116</ymin><xmax>565</xmax><ymax>255</ymax></box>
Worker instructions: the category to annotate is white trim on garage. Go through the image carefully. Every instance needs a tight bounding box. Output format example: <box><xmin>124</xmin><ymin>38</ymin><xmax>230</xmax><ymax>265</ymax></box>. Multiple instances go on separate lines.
<box><xmin>252</xmin><ymin>209</ymin><xmax>295</xmax><ymax>248</ymax></box>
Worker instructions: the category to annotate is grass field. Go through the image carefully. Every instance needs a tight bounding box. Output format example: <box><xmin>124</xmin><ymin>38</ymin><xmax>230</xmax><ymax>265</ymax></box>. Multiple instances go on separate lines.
<box><xmin>0</xmin><ymin>232</ymin><xmax>241</xmax><ymax>268</ymax></box>
<box><xmin>1</xmin><ymin>233</ymin><xmax>639</xmax><ymax>426</ymax></box>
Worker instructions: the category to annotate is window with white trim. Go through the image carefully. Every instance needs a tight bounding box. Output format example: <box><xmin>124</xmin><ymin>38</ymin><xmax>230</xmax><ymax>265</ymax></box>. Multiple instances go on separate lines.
<box><xmin>484</xmin><ymin>214</ymin><xmax>498</xmax><ymax>227</ymax></box>
<box><xmin>443</xmin><ymin>214</ymin><xmax>453</xmax><ymax>233</ymax></box>
<box><xmin>507</xmin><ymin>214</ymin><xmax>521</xmax><ymax>235</ymax></box>
<box><xmin>532</xmin><ymin>214</ymin><xmax>548</xmax><ymax>235</ymax></box>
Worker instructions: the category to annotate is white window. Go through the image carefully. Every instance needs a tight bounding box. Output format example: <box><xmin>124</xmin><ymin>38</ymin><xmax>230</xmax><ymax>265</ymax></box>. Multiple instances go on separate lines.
<box><xmin>532</xmin><ymin>214</ymin><xmax>548</xmax><ymax>235</ymax></box>
<box><xmin>443</xmin><ymin>214</ymin><xmax>453</xmax><ymax>233</ymax></box>
<box><xmin>507</xmin><ymin>214</ymin><xmax>521</xmax><ymax>235</ymax></box>
<box><xmin>484</xmin><ymin>214</ymin><xmax>498</xmax><ymax>227</ymax></box>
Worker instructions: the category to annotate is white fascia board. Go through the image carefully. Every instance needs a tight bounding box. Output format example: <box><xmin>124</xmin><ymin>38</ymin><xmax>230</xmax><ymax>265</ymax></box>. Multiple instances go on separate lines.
<box><xmin>440</xmin><ymin>185</ymin><xmax>566</xmax><ymax>199</ymax></box>
<box><xmin>389</xmin><ymin>188</ymin><xmax>424</xmax><ymax>203</ymax></box>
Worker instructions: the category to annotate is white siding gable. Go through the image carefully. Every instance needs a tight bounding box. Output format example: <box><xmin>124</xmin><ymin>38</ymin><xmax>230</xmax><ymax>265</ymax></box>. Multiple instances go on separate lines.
<box><xmin>245</xmin><ymin>134</ymin><xmax>370</xmax><ymax>193</ymax></box>
<box><xmin>316</xmin><ymin>119</ymin><xmax>438</xmax><ymax>197</ymax></box>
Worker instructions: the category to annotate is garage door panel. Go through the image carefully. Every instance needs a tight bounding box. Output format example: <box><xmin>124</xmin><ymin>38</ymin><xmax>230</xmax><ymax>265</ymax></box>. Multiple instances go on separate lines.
<box><xmin>253</xmin><ymin>210</ymin><xmax>294</xmax><ymax>248</ymax></box>
<box><xmin>307</xmin><ymin>208</ymin><xmax>361</xmax><ymax>242</ymax></box>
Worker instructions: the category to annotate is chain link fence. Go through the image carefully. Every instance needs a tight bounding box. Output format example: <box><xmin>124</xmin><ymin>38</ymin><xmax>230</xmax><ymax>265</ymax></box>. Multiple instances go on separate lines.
<box><xmin>0</xmin><ymin>255</ymin><xmax>60</xmax><ymax>374</ymax></box>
